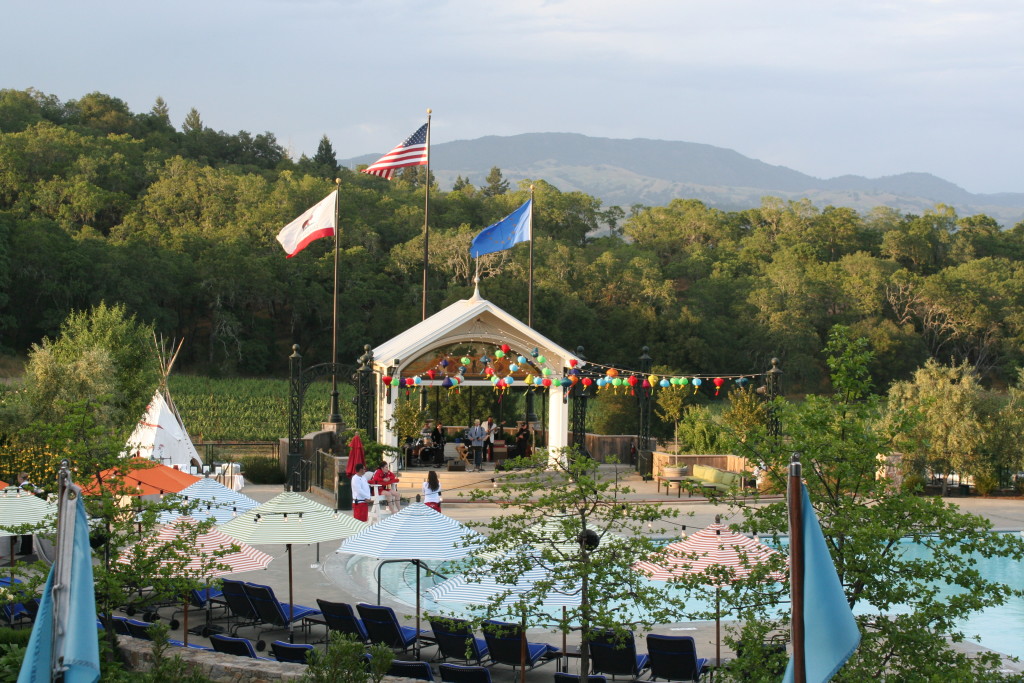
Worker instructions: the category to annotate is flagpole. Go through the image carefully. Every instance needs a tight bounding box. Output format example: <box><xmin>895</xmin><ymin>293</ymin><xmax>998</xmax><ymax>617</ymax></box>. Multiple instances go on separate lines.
<box><xmin>421</xmin><ymin>109</ymin><xmax>432</xmax><ymax>320</ymax></box>
<box><xmin>788</xmin><ymin>452</ymin><xmax>806</xmax><ymax>683</ymax></box>
<box><xmin>525</xmin><ymin>186</ymin><xmax>537</xmax><ymax>423</ymax></box>
<box><xmin>328</xmin><ymin>180</ymin><xmax>342</xmax><ymax>425</ymax></box>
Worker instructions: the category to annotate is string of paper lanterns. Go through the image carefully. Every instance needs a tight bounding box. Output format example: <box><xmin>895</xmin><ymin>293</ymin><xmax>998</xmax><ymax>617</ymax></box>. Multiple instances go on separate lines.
<box><xmin>380</xmin><ymin>341</ymin><xmax>764</xmax><ymax>397</ymax></box>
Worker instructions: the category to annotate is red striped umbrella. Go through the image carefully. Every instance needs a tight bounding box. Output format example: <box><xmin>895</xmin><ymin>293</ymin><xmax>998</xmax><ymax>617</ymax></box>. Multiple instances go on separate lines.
<box><xmin>635</xmin><ymin>519</ymin><xmax>783</xmax><ymax>665</ymax></box>
<box><xmin>120</xmin><ymin>515</ymin><xmax>273</xmax><ymax>643</ymax></box>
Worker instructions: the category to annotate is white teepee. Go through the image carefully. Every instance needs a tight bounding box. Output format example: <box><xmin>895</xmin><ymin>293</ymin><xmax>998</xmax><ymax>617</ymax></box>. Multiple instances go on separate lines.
<box><xmin>124</xmin><ymin>338</ymin><xmax>204</xmax><ymax>470</ymax></box>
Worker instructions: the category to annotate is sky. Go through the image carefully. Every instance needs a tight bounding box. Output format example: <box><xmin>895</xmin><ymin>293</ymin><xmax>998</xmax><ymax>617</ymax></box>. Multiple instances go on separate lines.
<box><xmin>5</xmin><ymin>0</ymin><xmax>1023</xmax><ymax>194</ymax></box>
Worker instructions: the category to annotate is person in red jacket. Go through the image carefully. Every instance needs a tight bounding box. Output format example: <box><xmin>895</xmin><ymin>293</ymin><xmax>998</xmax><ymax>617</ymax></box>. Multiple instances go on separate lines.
<box><xmin>368</xmin><ymin>461</ymin><xmax>400</xmax><ymax>513</ymax></box>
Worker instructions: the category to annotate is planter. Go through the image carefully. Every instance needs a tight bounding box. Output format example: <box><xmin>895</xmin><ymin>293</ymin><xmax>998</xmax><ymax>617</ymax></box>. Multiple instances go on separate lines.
<box><xmin>663</xmin><ymin>466</ymin><xmax>687</xmax><ymax>478</ymax></box>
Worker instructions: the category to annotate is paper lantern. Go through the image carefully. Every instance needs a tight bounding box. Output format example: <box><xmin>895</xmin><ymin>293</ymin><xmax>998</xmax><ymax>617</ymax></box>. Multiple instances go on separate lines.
<box><xmin>405</xmin><ymin>377</ymin><xmax>415</xmax><ymax>387</ymax></box>
<box><xmin>537</xmin><ymin>355</ymin><xmax>547</xmax><ymax>364</ymax></box>
<box><xmin>582</xmin><ymin>377</ymin><xmax>593</xmax><ymax>387</ymax></box>
<box><xmin>569</xmin><ymin>359</ymin><xmax>578</xmax><ymax>368</ymax></box>
<box><xmin>501</xmin><ymin>344</ymin><xmax>511</xmax><ymax>353</ymax></box>
<box><xmin>560</xmin><ymin>378</ymin><xmax>572</xmax><ymax>388</ymax></box>
<box><xmin>382</xmin><ymin>375</ymin><xmax>393</xmax><ymax>385</ymax></box>
<box><xmin>490</xmin><ymin>375</ymin><xmax>499</xmax><ymax>384</ymax></box>
<box><xmin>606</xmin><ymin>368</ymin><xmax>619</xmax><ymax>378</ymax></box>
<box><xmin>484</xmin><ymin>367</ymin><xmax>495</xmax><ymax>376</ymax></box>
<box><xmin>534</xmin><ymin>377</ymin><xmax>544</xmax><ymax>386</ymax></box>
<box><xmin>440</xmin><ymin>359</ymin><xmax>450</xmax><ymax>368</ymax></box>
<box><xmin>659</xmin><ymin>379</ymin><xmax>670</xmax><ymax>388</ymax></box>
<box><xmin>542</xmin><ymin>368</ymin><xmax>552</xmax><ymax>376</ymax></box>
<box><xmin>427</xmin><ymin>369</ymin><xmax>436</xmax><ymax>380</ymax></box>
<box><xmin>713</xmin><ymin>377</ymin><xmax>725</xmax><ymax>395</ymax></box>
<box><xmin>481</xmin><ymin>355</ymin><xmax>491</xmax><ymax>364</ymax></box>
<box><xmin>648</xmin><ymin>374</ymin><xmax>658</xmax><ymax>386</ymax></box>
<box><xmin>531</xmin><ymin>347</ymin><xmax>540</xmax><ymax>358</ymax></box>
<box><xmin>627</xmin><ymin>376</ymin><xmax>638</xmax><ymax>387</ymax></box>
<box><xmin>612</xmin><ymin>377</ymin><xmax>623</xmax><ymax>387</ymax></box>
<box><xmin>390</xmin><ymin>377</ymin><xmax>401</xmax><ymax>387</ymax></box>
<box><xmin>494</xmin><ymin>350</ymin><xmax>505</xmax><ymax>359</ymax></box>
<box><xmin>460</xmin><ymin>356</ymin><xmax>471</xmax><ymax>366</ymax></box>
<box><xmin>737</xmin><ymin>377</ymin><xmax>750</xmax><ymax>389</ymax></box>
<box><xmin>509</xmin><ymin>363</ymin><xmax>520</xmax><ymax>372</ymax></box>
<box><xmin>692</xmin><ymin>377</ymin><xmax>702</xmax><ymax>394</ymax></box>
<box><xmin>517</xmin><ymin>355</ymin><xmax>528</xmax><ymax>364</ymax></box>
<box><xmin>541</xmin><ymin>378</ymin><xmax>552</xmax><ymax>387</ymax></box>
<box><xmin>505</xmin><ymin>376</ymin><xmax>515</xmax><ymax>385</ymax></box>
<box><xmin>413</xmin><ymin>376</ymin><xmax>422</xmax><ymax>385</ymax></box>
<box><xmin>442</xmin><ymin>377</ymin><xmax>453</xmax><ymax>388</ymax></box>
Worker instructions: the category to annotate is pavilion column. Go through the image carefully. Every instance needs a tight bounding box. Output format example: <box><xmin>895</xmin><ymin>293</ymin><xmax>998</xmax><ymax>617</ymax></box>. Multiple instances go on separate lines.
<box><xmin>546</xmin><ymin>380</ymin><xmax>570</xmax><ymax>466</ymax></box>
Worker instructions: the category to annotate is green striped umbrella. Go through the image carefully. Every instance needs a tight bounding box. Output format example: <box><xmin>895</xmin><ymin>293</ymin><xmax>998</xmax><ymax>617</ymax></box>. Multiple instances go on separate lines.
<box><xmin>219</xmin><ymin>492</ymin><xmax>367</xmax><ymax>634</ymax></box>
<box><xmin>0</xmin><ymin>487</ymin><xmax>57</xmax><ymax>538</ymax></box>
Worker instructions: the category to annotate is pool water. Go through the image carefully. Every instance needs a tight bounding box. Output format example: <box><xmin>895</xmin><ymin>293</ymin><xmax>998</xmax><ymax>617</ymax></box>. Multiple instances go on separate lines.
<box><xmin>360</xmin><ymin>534</ymin><xmax>1024</xmax><ymax>659</ymax></box>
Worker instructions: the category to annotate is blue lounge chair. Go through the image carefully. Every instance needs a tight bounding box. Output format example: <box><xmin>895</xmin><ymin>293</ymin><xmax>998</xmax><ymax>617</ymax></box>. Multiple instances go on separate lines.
<box><xmin>589</xmin><ymin>629</ymin><xmax>650</xmax><ymax>680</ymax></box>
<box><xmin>430</xmin><ymin>617</ymin><xmax>490</xmax><ymax>666</ymax></box>
<box><xmin>646</xmin><ymin>634</ymin><xmax>707</xmax><ymax>682</ymax></box>
<box><xmin>220</xmin><ymin>579</ymin><xmax>263</xmax><ymax>637</ymax></box>
<box><xmin>209</xmin><ymin>633</ymin><xmax>274</xmax><ymax>661</ymax></box>
<box><xmin>270</xmin><ymin>640</ymin><xmax>314</xmax><ymax>664</ymax></box>
<box><xmin>357</xmin><ymin>603</ymin><xmax>432</xmax><ymax>655</ymax></box>
<box><xmin>243</xmin><ymin>582</ymin><xmax>321</xmax><ymax>649</ymax></box>
<box><xmin>316</xmin><ymin>598</ymin><xmax>369</xmax><ymax>643</ymax></box>
<box><xmin>390</xmin><ymin>660</ymin><xmax>436</xmax><ymax>681</ymax></box>
<box><xmin>124</xmin><ymin>618</ymin><xmax>212</xmax><ymax>650</ymax></box>
<box><xmin>481</xmin><ymin>620</ymin><xmax>559</xmax><ymax>673</ymax></box>
<box><xmin>439</xmin><ymin>663</ymin><xmax>493</xmax><ymax>683</ymax></box>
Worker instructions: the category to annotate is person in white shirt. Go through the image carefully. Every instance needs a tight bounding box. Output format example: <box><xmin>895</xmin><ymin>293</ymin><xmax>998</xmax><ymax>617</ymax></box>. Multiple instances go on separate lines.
<box><xmin>351</xmin><ymin>463</ymin><xmax>372</xmax><ymax>522</ymax></box>
<box><xmin>421</xmin><ymin>470</ymin><xmax>442</xmax><ymax>512</ymax></box>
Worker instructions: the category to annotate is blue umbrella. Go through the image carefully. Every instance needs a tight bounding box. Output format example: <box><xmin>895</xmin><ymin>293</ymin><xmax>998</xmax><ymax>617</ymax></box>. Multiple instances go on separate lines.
<box><xmin>157</xmin><ymin>477</ymin><xmax>259</xmax><ymax>526</ymax></box>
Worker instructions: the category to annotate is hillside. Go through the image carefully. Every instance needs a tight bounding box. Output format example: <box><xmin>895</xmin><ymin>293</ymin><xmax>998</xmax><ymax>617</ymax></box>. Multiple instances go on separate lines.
<box><xmin>342</xmin><ymin>133</ymin><xmax>1024</xmax><ymax>225</ymax></box>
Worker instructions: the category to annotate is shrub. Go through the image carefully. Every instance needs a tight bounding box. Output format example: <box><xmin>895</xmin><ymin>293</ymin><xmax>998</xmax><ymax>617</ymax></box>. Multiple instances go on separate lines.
<box><xmin>238</xmin><ymin>455</ymin><xmax>286</xmax><ymax>484</ymax></box>
<box><xmin>0</xmin><ymin>627</ymin><xmax>32</xmax><ymax>646</ymax></box>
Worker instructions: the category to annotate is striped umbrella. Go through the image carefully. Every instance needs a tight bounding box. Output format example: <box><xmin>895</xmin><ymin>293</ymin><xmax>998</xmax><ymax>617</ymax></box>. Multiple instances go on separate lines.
<box><xmin>428</xmin><ymin>550</ymin><xmax>582</xmax><ymax>609</ymax></box>
<box><xmin>119</xmin><ymin>515</ymin><xmax>273</xmax><ymax>644</ymax></box>
<box><xmin>634</xmin><ymin>519</ymin><xmax>783</xmax><ymax>664</ymax></box>
<box><xmin>337</xmin><ymin>502</ymin><xmax>482</xmax><ymax>655</ymax></box>
<box><xmin>0</xmin><ymin>487</ymin><xmax>57</xmax><ymax>538</ymax></box>
<box><xmin>157</xmin><ymin>477</ymin><xmax>260</xmax><ymax>526</ymax></box>
<box><xmin>219</xmin><ymin>492</ymin><xmax>367</xmax><ymax>637</ymax></box>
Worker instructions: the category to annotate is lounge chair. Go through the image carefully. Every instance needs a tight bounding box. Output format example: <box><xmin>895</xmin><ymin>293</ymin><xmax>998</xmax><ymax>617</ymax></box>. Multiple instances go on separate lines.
<box><xmin>271</xmin><ymin>640</ymin><xmax>314</xmax><ymax>664</ymax></box>
<box><xmin>481</xmin><ymin>620</ymin><xmax>559</xmax><ymax>673</ymax></box>
<box><xmin>123</xmin><ymin>618</ymin><xmax>212</xmax><ymax>650</ymax></box>
<box><xmin>315</xmin><ymin>598</ymin><xmax>369</xmax><ymax>643</ymax></box>
<box><xmin>209</xmin><ymin>633</ymin><xmax>274</xmax><ymax>661</ymax></box>
<box><xmin>109</xmin><ymin>615</ymin><xmax>132</xmax><ymax>636</ymax></box>
<box><xmin>439</xmin><ymin>663</ymin><xmax>493</xmax><ymax>683</ymax></box>
<box><xmin>220</xmin><ymin>578</ymin><xmax>264</xmax><ymax>637</ymax></box>
<box><xmin>390</xmin><ymin>660</ymin><xmax>436</xmax><ymax>681</ymax></box>
<box><xmin>357</xmin><ymin>603</ymin><xmax>432</xmax><ymax>655</ymax></box>
<box><xmin>430</xmin><ymin>617</ymin><xmax>490</xmax><ymax>666</ymax></box>
<box><xmin>646</xmin><ymin>634</ymin><xmax>707</xmax><ymax>682</ymax></box>
<box><xmin>243</xmin><ymin>582</ymin><xmax>321</xmax><ymax>649</ymax></box>
<box><xmin>589</xmin><ymin>629</ymin><xmax>650</xmax><ymax>680</ymax></box>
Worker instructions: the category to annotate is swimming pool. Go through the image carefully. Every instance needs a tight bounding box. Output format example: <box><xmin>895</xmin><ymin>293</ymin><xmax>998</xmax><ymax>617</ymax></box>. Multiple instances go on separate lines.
<box><xmin>345</xmin><ymin>533</ymin><xmax>1024</xmax><ymax>659</ymax></box>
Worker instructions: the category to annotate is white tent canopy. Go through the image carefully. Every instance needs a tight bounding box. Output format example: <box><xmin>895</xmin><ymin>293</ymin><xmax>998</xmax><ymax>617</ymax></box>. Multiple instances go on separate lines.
<box><xmin>373</xmin><ymin>286</ymin><xmax>580</xmax><ymax>463</ymax></box>
<box><xmin>124</xmin><ymin>390</ymin><xmax>203</xmax><ymax>470</ymax></box>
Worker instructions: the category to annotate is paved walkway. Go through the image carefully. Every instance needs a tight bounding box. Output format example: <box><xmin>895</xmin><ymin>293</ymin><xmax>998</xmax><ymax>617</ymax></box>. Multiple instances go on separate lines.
<box><xmin>207</xmin><ymin>472</ymin><xmax>1024</xmax><ymax>678</ymax></box>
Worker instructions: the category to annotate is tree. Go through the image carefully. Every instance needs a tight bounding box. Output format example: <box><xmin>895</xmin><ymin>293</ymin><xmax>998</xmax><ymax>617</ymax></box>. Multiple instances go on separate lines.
<box><xmin>311</xmin><ymin>135</ymin><xmax>339</xmax><ymax>175</ymax></box>
<box><xmin>181</xmin><ymin>107</ymin><xmax>203</xmax><ymax>134</ymax></box>
<box><xmin>481</xmin><ymin>166</ymin><xmax>509</xmax><ymax>197</ymax></box>
<box><xmin>150</xmin><ymin>96</ymin><xmax>171</xmax><ymax>124</ymax></box>
<box><xmin>463</xmin><ymin>449</ymin><xmax>685</xmax><ymax>677</ymax></box>
<box><xmin>719</xmin><ymin>326</ymin><xmax>1024</xmax><ymax>681</ymax></box>
<box><xmin>21</xmin><ymin>302</ymin><xmax>158</xmax><ymax>430</ymax></box>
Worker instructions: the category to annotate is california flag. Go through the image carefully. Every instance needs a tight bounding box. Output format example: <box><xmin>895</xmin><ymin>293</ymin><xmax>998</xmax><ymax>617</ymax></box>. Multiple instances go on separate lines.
<box><xmin>276</xmin><ymin>190</ymin><xmax>337</xmax><ymax>258</ymax></box>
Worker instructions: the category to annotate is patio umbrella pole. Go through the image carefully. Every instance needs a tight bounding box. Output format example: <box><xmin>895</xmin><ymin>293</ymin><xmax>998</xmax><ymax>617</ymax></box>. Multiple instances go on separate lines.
<box><xmin>415</xmin><ymin>561</ymin><xmax>421</xmax><ymax>660</ymax></box>
<box><xmin>520</xmin><ymin>605</ymin><xmax>527</xmax><ymax>683</ymax></box>
<box><xmin>288</xmin><ymin>542</ymin><xmax>295</xmax><ymax>643</ymax></box>
<box><xmin>183</xmin><ymin>600</ymin><xmax>189</xmax><ymax>646</ymax></box>
<box><xmin>716</xmin><ymin>586</ymin><xmax>721</xmax><ymax>667</ymax></box>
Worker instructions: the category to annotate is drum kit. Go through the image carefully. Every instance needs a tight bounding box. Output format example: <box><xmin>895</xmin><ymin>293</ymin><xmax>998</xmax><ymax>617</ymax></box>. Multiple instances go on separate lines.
<box><xmin>406</xmin><ymin>436</ymin><xmax>440</xmax><ymax>467</ymax></box>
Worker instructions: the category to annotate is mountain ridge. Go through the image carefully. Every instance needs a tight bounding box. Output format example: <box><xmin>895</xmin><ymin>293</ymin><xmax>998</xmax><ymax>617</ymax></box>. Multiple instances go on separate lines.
<box><xmin>340</xmin><ymin>132</ymin><xmax>1024</xmax><ymax>224</ymax></box>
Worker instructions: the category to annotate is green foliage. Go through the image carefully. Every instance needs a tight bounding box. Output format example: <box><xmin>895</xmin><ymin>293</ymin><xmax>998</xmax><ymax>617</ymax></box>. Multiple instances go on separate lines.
<box><xmin>717</xmin><ymin>326</ymin><xmax>1024</xmax><ymax>681</ymax></box>
<box><xmin>238</xmin><ymin>455</ymin><xmax>286</xmax><ymax>484</ymax></box>
<box><xmin>304</xmin><ymin>632</ymin><xmax>393</xmax><ymax>683</ymax></box>
<box><xmin>1</xmin><ymin>87</ymin><xmax>1024</xmax><ymax>400</ymax></box>
<box><xmin>0</xmin><ymin>628</ymin><xmax>31</xmax><ymax>646</ymax></box>
<box><xmin>462</xmin><ymin>448</ymin><xmax>686</xmax><ymax>676</ymax></box>
<box><xmin>0</xmin><ymin>643</ymin><xmax>26</xmax><ymax>682</ymax></box>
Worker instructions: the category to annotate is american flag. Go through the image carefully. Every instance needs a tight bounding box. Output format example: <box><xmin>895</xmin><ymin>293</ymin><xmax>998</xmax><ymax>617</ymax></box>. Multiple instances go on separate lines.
<box><xmin>361</xmin><ymin>123</ymin><xmax>429</xmax><ymax>179</ymax></box>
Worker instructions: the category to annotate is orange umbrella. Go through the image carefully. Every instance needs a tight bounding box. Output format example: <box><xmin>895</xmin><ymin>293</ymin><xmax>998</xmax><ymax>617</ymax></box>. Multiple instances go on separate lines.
<box><xmin>82</xmin><ymin>458</ymin><xmax>199</xmax><ymax>496</ymax></box>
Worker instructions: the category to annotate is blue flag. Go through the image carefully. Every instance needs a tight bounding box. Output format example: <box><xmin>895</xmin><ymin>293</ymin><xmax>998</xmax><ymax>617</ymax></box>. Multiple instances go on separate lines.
<box><xmin>470</xmin><ymin>199</ymin><xmax>532</xmax><ymax>258</ymax></box>
<box><xmin>19</xmin><ymin>492</ymin><xmax>99</xmax><ymax>683</ymax></box>
<box><xmin>783</xmin><ymin>483</ymin><xmax>860</xmax><ymax>683</ymax></box>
